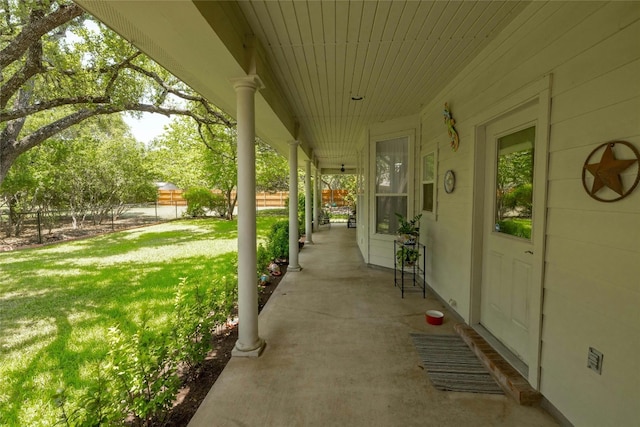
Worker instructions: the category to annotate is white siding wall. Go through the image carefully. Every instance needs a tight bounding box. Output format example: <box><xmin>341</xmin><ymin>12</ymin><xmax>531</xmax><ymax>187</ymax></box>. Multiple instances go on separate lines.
<box><xmin>412</xmin><ymin>2</ymin><xmax>639</xmax><ymax>426</ymax></box>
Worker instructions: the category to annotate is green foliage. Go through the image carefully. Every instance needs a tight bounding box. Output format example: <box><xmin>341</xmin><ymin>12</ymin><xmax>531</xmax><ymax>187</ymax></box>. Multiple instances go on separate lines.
<box><xmin>105</xmin><ymin>320</ymin><xmax>180</xmax><ymax>426</ymax></box>
<box><xmin>284</xmin><ymin>192</ymin><xmax>308</xmax><ymax>234</ymax></box>
<box><xmin>182</xmin><ymin>187</ymin><xmax>216</xmax><ymax>217</ymax></box>
<box><xmin>265</xmin><ymin>220</ymin><xmax>289</xmax><ymax>260</ymax></box>
<box><xmin>396</xmin><ymin>246</ymin><xmax>420</xmax><ymax>266</ymax></box>
<box><xmin>395</xmin><ymin>213</ymin><xmax>422</xmax><ymax>237</ymax></box>
<box><xmin>502</xmin><ymin>183</ymin><xmax>533</xmax><ymax>217</ymax></box>
<box><xmin>255</xmin><ymin>139</ymin><xmax>289</xmax><ymax>192</ymax></box>
<box><xmin>321</xmin><ymin>174</ymin><xmax>357</xmax><ymax>207</ymax></box>
<box><xmin>0</xmin><ymin>216</ymin><xmax>283</xmax><ymax>426</ymax></box>
<box><xmin>209</xmin><ymin>193</ymin><xmax>228</xmax><ymax>218</ymax></box>
<box><xmin>497</xmin><ymin>219</ymin><xmax>532</xmax><ymax>239</ymax></box>
<box><xmin>0</xmin><ymin>0</ymin><xmax>234</xmax><ymax>186</ymax></box>
<box><xmin>496</xmin><ymin>141</ymin><xmax>534</xmax><ymax>221</ymax></box>
<box><xmin>1</xmin><ymin>115</ymin><xmax>156</xmax><ymax>234</ymax></box>
<box><xmin>147</xmin><ymin>117</ymin><xmax>211</xmax><ymax>189</ymax></box>
<box><xmin>53</xmin><ymin>275</ymin><xmax>239</xmax><ymax>426</ymax></box>
<box><xmin>257</xmin><ymin>243</ymin><xmax>271</xmax><ymax>275</ymax></box>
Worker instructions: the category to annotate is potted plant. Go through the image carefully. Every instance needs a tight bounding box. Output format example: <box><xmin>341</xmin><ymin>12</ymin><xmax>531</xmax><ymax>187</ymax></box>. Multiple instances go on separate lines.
<box><xmin>395</xmin><ymin>212</ymin><xmax>422</xmax><ymax>244</ymax></box>
<box><xmin>396</xmin><ymin>246</ymin><xmax>420</xmax><ymax>266</ymax></box>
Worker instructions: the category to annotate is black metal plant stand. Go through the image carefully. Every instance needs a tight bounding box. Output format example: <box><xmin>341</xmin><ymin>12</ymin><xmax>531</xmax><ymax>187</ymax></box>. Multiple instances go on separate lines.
<box><xmin>394</xmin><ymin>239</ymin><xmax>426</xmax><ymax>298</ymax></box>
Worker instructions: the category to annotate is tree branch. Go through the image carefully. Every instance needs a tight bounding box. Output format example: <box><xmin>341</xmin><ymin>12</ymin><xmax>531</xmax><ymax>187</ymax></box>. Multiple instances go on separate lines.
<box><xmin>125</xmin><ymin>62</ymin><xmax>235</xmax><ymax>127</ymax></box>
<box><xmin>0</xmin><ymin>36</ymin><xmax>45</xmax><ymax>109</ymax></box>
<box><xmin>0</xmin><ymin>96</ymin><xmax>110</xmax><ymax>121</ymax></box>
<box><xmin>10</xmin><ymin>102</ymin><xmax>234</xmax><ymax>159</ymax></box>
<box><xmin>0</xmin><ymin>2</ymin><xmax>83</xmax><ymax>69</ymax></box>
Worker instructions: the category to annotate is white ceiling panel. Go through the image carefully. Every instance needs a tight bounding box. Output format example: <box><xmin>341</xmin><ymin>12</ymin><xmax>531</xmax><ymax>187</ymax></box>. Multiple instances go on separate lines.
<box><xmin>76</xmin><ymin>0</ymin><xmax>529</xmax><ymax>170</ymax></box>
<box><xmin>237</xmin><ymin>0</ymin><xmax>529</xmax><ymax>169</ymax></box>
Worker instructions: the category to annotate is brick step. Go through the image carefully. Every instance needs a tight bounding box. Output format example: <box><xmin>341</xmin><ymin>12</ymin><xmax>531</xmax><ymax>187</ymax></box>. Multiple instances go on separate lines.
<box><xmin>454</xmin><ymin>323</ymin><xmax>542</xmax><ymax>406</ymax></box>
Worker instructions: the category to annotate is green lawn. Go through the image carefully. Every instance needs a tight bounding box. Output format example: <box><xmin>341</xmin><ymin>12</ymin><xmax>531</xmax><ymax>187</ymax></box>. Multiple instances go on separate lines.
<box><xmin>0</xmin><ymin>213</ymin><xmax>284</xmax><ymax>426</ymax></box>
<box><xmin>497</xmin><ymin>217</ymin><xmax>532</xmax><ymax>239</ymax></box>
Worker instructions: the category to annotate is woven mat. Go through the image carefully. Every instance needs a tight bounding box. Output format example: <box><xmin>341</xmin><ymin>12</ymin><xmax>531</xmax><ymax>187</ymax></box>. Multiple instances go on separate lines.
<box><xmin>410</xmin><ymin>333</ymin><xmax>504</xmax><ymax>394</ymax></box>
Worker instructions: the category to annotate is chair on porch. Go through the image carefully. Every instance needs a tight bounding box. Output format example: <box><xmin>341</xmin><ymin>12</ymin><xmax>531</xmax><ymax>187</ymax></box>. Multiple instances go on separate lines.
<box><xmin>347</xmin><ymin>210</ymin><xmax>356</xmax><ymax>228</ymax></box>
<box><xmin>318</xmin><ymin>210</ymin><xmax>331</xmax><ymax>229</ymax></box>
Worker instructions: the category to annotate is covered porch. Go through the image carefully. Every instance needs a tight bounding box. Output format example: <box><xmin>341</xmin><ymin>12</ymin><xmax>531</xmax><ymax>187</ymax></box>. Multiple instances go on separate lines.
<box><xmin>188</xmin><ymin>223</ymin><xmax>557</xmax><ymax>427</ymax></box>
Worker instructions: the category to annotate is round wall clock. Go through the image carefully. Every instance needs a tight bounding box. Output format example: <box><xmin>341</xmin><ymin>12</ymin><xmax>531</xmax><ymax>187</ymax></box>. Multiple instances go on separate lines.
<box><xmin>444</xmin><ymin>170</ymin><xmax>455</xmax><ymax>193</ymax></box>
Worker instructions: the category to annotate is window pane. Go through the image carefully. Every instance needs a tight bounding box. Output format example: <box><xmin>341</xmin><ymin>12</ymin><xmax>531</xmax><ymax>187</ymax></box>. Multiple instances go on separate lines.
<box><xmin>423</xmin><ymin>153</ymin><xmax>435</xmax><ymax>181</ymax></box>
<box><xmin>376</xmin><ymin>196</ymin><xmax>407</xmax><ymax>234</ymax></box>
<box><xmin>376</xmin><ymin>137</ymin><xmax>408</xmax><ymax>194</ymax></box>
<box><xmin>423</xmin><ymin>183</ymin><xmax>434</xmax><ymax>212</ymax></box>
<box><xmin>495</xmin><ymin>126</ymin><xmax>535</xmax><ymax>239</ymax></box>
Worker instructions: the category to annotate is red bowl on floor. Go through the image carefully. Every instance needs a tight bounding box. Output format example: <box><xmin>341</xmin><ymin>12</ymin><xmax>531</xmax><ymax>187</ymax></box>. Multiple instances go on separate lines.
<box><xmin>426</xmin><ymin>310</ymin><xmax>444</xmax><ymax>325</ymax></box>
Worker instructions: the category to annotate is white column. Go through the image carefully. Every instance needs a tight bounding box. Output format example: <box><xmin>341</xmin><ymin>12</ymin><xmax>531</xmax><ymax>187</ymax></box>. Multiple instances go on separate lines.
<box><xmin>304</xmin><ymin>159</ymin><xmax>313</xmax><ymax>244</ymax></box>
<box><xmin>288</xmin><ymin>141</ymin><xmax>301</xmax><ymax>271</ymax></box>
<box><xmin>231</xmin><ymin>76</ymin><xmax>265</xmax><ymax>357</ymax></box>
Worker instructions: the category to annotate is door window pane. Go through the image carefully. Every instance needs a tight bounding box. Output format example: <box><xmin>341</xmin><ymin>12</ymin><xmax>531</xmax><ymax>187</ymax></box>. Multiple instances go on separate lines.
<box><xmin>494</xmin><ymin>126</ymin><xmax>535</xmax><ymax>239</ymax></box>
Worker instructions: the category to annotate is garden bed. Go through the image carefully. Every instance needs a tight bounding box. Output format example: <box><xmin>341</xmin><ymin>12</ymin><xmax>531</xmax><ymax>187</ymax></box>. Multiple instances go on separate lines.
<box><xmin>164</xmin><ymin>265</ymin><xmax>286</xmax><ymax>426</ymax></box>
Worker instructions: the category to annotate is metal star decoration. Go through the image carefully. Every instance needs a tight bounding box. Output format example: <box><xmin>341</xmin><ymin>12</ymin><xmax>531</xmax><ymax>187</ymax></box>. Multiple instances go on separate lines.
<box><xmin>582</xmin><ymin>141</ymin><xmax>640</xmax><ymax>202</ymax></box>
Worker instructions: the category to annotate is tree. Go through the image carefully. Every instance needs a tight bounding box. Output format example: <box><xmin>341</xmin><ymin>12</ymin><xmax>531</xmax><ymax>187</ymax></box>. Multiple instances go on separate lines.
<box><xmin>0</xmin><ymin>0</ymin><xmax>233</xmax><ymax>186</ymax></box>
<box><xmin>200</xmin><ymin>123</ymin><xmax>238</xmax><ymax>220</ymax></box>
<box><xmin>255</xmin><ymin>139</ymin><xmax>288</xmax><ymax>192</ymax></box>
<box><xmin>496</xmin><ymin>148</ymin><xmax>533</xmax><ymax>220</ymax></box>
<box><xmin>149</xmin><ymin>117</ymin><xmax>289</xmax><ymax>220</ymax></box>
<box><xmin>0</xmin><ymin>114</ymin><xmax>156</xmax><ymax>235</ymax></box>
<box><xmin>147</xmin><ymin>118</ymin><xmax>210</xmax><ymax>190</ymax></box>
<box><xmin>321</xmin><ymin>174</ymin><xmax>356</xmax><ymax>207</ymax></box>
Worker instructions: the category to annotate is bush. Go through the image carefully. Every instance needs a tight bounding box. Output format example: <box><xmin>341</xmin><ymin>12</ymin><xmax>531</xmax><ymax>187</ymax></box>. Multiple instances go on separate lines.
<box><xmin>285</xmin><ymin>193</ymin><xmax>306</xmax><ymax>234</ymax></box>
<box><xmin>502</xmin><ymin>183</ymin><xmax>532</xmax><ymax>216</ymax></box>
<box><xmin>209</xmin><ymin>193</ymin><xmax>228</xmax><ymax>218</ymax></box>
<box><xmin>265</xmin><ymin>220</ymin><xmax>289</xmax><ymax>260</ymax></box>
<box><xmin>54</xmin><ymin>276</ymin><xmax>239</xmax><ymax>426</ymax></box>
<box><xmin>182</xmin><ymin>187</ymin><xmax>216</xmax><ymax>217</ymax></box>
<box><xmin>257</xmin><ymin>243</ymin><xmax>271</xmax><ymax>274</ymax></box>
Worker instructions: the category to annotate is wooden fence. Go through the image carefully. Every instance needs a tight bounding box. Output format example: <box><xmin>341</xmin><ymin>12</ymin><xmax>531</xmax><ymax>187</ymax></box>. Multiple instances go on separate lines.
<box><xmin>157</xmin><ymin>189</ymin><xmax>351</xmax><ymax>208</ymax></box>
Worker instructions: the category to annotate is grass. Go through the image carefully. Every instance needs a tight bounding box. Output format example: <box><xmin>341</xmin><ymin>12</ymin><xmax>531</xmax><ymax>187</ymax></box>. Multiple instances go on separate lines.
<box><xmin>0</xmin><ymin>213</ymin><xmax>285</xmax><ymax>426</ymax></box>
<box><xmin>497</xmin><ymin>217</ymin><xmax>532</xmax><ymax>239</ymax></box>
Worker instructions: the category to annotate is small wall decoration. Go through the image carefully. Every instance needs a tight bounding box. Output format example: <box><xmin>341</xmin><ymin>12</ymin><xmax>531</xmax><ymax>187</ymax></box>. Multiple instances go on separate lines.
<box><xmin>444</xmin><ymin>169</ymin><xmax>456</xmax><ymax>194</ymax></box>
<box><xmin>582</xmin><ymin>140</ymin><xmax>640</xmax><ymax>202</ymax></box>
<box><xmin>443</xmin><ymin>103</ymin><xmax>460</xmax><ymax>152</ymax></box>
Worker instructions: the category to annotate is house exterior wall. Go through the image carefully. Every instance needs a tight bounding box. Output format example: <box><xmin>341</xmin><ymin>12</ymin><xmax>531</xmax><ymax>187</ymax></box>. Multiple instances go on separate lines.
<box><xmin>360</xmin><ymin>2</ymin><xmax>639</xmax><ymax>426</ymax></box>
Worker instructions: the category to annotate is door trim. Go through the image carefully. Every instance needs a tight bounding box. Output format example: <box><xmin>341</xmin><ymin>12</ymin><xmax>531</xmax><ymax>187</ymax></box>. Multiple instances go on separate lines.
<box><xmin>469</xmin><ymin>74</ymin><xmax>552</xmax><ymax>389</ymax></box>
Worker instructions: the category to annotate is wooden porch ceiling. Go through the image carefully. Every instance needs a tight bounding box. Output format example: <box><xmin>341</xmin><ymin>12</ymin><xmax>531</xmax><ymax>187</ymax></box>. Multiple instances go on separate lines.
<box><xmin>75</xmin><ymin>0</ymin><xmax>529</xmax><ymax>171</ymax></box>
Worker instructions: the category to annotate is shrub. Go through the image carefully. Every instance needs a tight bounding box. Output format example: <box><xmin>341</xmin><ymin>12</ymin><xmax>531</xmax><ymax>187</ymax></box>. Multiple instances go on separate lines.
<box><xmin>182</xmin><ymin>187</ymin><xmax>215</xmax><ymax>217</ymax></box>
<box><xmin>209</xmin><ymin>193</ymin><xmax>228</xmax><ymax>218</ymax></box>
<box><xmin>502</xmin><ymin>183</ymin><xmax>532</xmax><ymax>217</ymax></box>
<box><xmin>106</xmin><ymin>316</ymin><xmax>180</xmax><ymax>426</ymax></box>
<box><xmin>265</xmin><ymin>220</ymin><xmax>289</xmax><ymax>260</ymax></box>
<box><xmin>54</xmin><ymin>276</ymin><xmax>239</xmax><ymax>426</ymax></box>
<box><xmin>257</xmin><ymin>243</ymin><xmax>271</xmax><ymax>274</ymax></box>
<box><xmin>284</xmin><ymin>193</ymin><xmax>306</xmax><ymax>234</ymax></box>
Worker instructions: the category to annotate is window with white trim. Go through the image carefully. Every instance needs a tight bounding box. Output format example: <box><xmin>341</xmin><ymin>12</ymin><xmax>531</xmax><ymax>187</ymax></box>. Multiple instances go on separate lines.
<box><xmin>375</xmin><ymin>136</ymin><xmax>409</xmax><ymax>234</ymax></box>
<box><xmin>422</xmin><ymin>152</ymin><xmax>435</xmax><ymax>213</ymax></box>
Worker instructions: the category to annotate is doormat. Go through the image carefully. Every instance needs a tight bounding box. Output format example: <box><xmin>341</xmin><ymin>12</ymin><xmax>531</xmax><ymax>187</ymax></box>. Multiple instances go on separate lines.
<box><xmin>410</xmin><ymin>333</ymin><xmax>504</xmax><ymax>394</ymax></box>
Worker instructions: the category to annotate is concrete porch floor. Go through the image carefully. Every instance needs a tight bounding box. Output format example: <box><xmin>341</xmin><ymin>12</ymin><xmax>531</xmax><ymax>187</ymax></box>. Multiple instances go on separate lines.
<box><xmin>188</xmin><ymin>224</ymin><xmax>559</xmax><ymax>427</ymax></box>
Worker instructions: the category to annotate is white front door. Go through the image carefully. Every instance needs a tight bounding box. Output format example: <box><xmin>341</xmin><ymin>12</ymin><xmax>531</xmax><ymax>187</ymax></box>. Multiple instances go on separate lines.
<box><xmin>481</xmin><ymin>104</ymin><xmax>539</xmax><ymax>366</ymax></box>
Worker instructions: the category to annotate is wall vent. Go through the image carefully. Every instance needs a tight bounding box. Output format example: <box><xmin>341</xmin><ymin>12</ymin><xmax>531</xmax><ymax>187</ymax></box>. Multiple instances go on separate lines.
<box><xmin>587</xmin><ymin>347</ymin><xmax>604</xmax><ymax>374</ymax></box>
